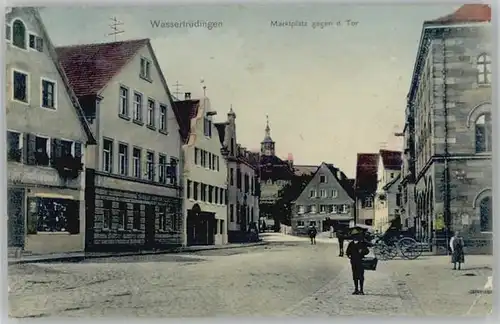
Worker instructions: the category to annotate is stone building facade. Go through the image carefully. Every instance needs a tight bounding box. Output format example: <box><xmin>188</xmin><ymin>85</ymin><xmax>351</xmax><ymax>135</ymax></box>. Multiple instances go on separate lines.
<box><xmin>403</xmin><ymin>4</ymin><xmax>492</xmax><ymax>253</ymax></box>
<box><xmin>6</xmin><ymin>7</ymin><xmax>96</xmax><ymax>255</ymax></box>
<box><xmin>215</xmin><ymin>107</ymin><xmax>259</xmax><ymax>242</ymax></box>
<box><xmin>354</xmin><ymin>153</ymin><xmax>379</xmax><ymax>226</ymax></box>
<box><xmin>57</xmin><ymin>39</ymin><xmax>183</xmax><ymax>252</ymax></box>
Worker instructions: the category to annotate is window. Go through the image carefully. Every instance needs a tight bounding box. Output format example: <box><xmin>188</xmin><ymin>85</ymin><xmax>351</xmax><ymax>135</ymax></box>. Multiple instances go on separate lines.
<box><xmin>146</xmin><ymin>151</ymin><xmax>155</xmax><ymax>181</ymax></box>
<box><xmin>208</xmin><ymin>185</ymin><xmax>214</xmax><ymax>203</ymax></box>
<box><xmin>208</xmin><ymin>152</ymin><xmax>213</xmax><ymax>170</ymax></box>
<box><xmin>390</xmin><ymin>173</ymin><xmax>395</xmax><ymax>179</ymax></box>
<box><xmin>298</xmin><ymin>205</ymin><xmax>305</xmax><ymax>214</ymax></box>
<box><xmin>194</xmin><ymin>148</ymin><xmax>199</xmax><ymax>165</ymax></box>
<box><xmin>159</xmin><ymin>104</ymin><xmax>167</xmax><ymax>131</ymax></box>
<box><xmin>186</xmin><ymin>180</ymin><xmax>192</xmax><ymax>199</ymax></box>
<box><xmin>320</xmin><ymin>205</ymin><xmax>327</xmax><ymax>213</ymax></box>
<box><xmin>230</xmin><ymin>168</ymin><xmax>234</xmax><ymax>185</ymax></box>
<box><xmin>28</xmin><ymin>34</ymin><xmax>43</xmax><ymax>52</ymax></box>
<box><xmin>13</xmin><ymin>70</ymin><xmax>28</xmax><ymax>103</ymax></box>
<box><xmin>147</xmin><ymin>99</ymin><xmax>155</xmax><ymax>127</ymax></box>
<box><xmin>133</xmin><ymin>92</ymin><xmax>142</xmax><ymax>121</ymax></box>
<box><xmin>309</xmin><ymin>190</ymin><xmax>316</xmax><ymax>198</ymax></box>
<box><xmin>193</xmin><ymin>182</ymin><xmax>199</xmax><ymax>200</ymax></box>
<box><xmin>119</xmin><ymin>86</ymin><xmax>129</xmax><ymax>116</ymax></box>
<box><xmin>230</xmin><ymin>204</ymin><xmax>234</xmax><ymax>222</ymax></box>
<box><xmin>236</xmin><ymin>169</ymin><xmax>242</xmax><ymax>189</ymax></box>
<box><xmin>34</xmin><ymin>136</ymin><xmax>50</xmax><ymax>166</ymax></box>
<box><xmin>12</xmin><ymin>19</ymin><xmax>26</xmax><ymax>49</ymax></box>
<box><xmin>211</xmin><ymin>154</ymin><xmax>216</xmax><ymax>171</ymax></box>
<box><xmin>320</xmin><ymin>189</ymin><xmax>326</xmax><ymax>198</ymax></box>
<box><xmin>363</xmin><ymin>197</ymin><xmax>373</xmax><ymax>208</ymax></box>
<box><xmin>342</xmin><ymin>205</ymin><xmax>348</xmax><ymax>214</ymax></box>
<box><xmin>477</xmin><ymin>53</ymin><xmax>491</xmax><ymax>85</ymax></box>
<box><xmin>167</xmin><ymin>157</ymin><xmax>178</xmax><ymax>184</ymax></box>
<box><xmin>309</xmin><ymin>221</ymin><xmax>316</xmax><ymax>227</ymax></box>
<box><xmin>159</xmin><ymin>206</ymin><xmax>168</xmax><ymax>231</ymax></box>
<box><xmin>203</xmin><ymin>117</ymin><xmax>212</xmax><ymax>137</ymax></box>
<box><xmin>479</xmin><ymin>196</ymin><xmax>492</xmax><ymax>232</ymax></box>
<box><xmin>159</xmin><ymin>154</ymin><xmax>167</xmax><ymax>183</ymax></box>
<box><xmin>475</xmin><ymin>113</ymin><xmax>492</xmax><ymax>153</ymax></box>
<box><xmin>297</xmin><ymin>220</ymin><xmax>305</xmax><ymax>227</ymax></box>
<box><xmin>41</xmin><ymin>79</ymin><xmax>56</xmax><ymax>109</ymax></box>
<box><xmin>201</xmin><ymin>184</ymin><xmax>207</xmax><ymax>201</ymax></box>
<box><xmin>118</xmin><ymin>143</ymin><xmax>128</xmax><ymax>176</ymax></box>
<box><xmin>140</xmin><ymin>57</ymin><xmax>151</xmax><ymax>80</ymax></box>
<box><xmin>220</xmin><ymin>188</ymin><xmax>225</xmax><ymax>205</ymax></box>
<box><xmin>200</xmin><ymin>150</ymin><xmax>206</xmax><ymax>167</ymax></box>
<box><xmin>6</xmin><ymin>24</ymin><xmax>11</xmax><ymax>41</ymax></box>
<box><xmin>216</xmin><ymin>156</ymin><xmax>220</xmax><ymax>171</ymax></box>
<box><xmin>220</xmin><ymin>220</ymin><xmax>224</xmax><ymax>235</ymax></box>
<box><xmin>59</xmin><ymin>139</ymin><xmax>75</xmax><ymax>158</ymax></box>
<box><xmin>331</xmin><ymin>205</ymin><xmax>337</xmax><ymax>213</ymax></box>
<box><xmin>133</xmin><ymin>203</ymin><xmax>141</xmax><ymax>230</ymax></box>
<box><xmin>310</xmin><ymin>205</ymin><xmax>317</xmax><ymax>214</ymax></box>
<box><xmin>331</xmin><ymin>189</ymin><xmax>338</xmax><ymax>198</ymax></box>
<box><xmin>7</xmin><ymin>131</ymin><xmax>22</xmax><ymax>162</ymax></box>
<box><xmin>102</xmin><ymin>139</ymin><xmax>113</xmax><ymax>172</ymax></box>
<box><xmin>320</xmin><ymin>175</ymin><xmax>326</xmax><ymax>183</ymax></box>
<box><xmin>132</xmin><ymin>147</ymin><xmax>141</xmax><ymax>178</ymax></box>
<box><xmin>103</xmin><ymin>200</ymin><xmax>112</xmax><ymax>230</ymax></box>
<box><xmin>118</xmin><ymin>202</ymin><xmax>127</xmax><ymax>230</ymax></box>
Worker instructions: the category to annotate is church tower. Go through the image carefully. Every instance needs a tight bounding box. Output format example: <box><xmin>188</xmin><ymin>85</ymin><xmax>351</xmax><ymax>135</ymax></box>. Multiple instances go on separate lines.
<box><xmin>260</xmin><ymin>115</ymin><xmax>275</xmax><ymax>156</ymax></box>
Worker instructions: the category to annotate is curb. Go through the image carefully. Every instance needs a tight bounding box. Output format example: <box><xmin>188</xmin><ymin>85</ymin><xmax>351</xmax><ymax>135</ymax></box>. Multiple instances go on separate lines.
<box><xmin>8</xmin><ymin>241</ymin><xmax>270</xmax><ymax>265</ymax></box>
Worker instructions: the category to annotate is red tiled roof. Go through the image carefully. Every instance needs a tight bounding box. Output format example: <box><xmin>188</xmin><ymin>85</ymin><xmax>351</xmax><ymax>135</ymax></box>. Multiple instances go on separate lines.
<box><xmin>425</xmin><ymin>4</ymin><xmax>491</xmax><ymax>25</ymax></box>
<box><xmin>379</xmin><ymin>150</ymin><xmax>402</xmax><ymax>171</ymax></box>
<box><xmin>55</xmin><ymin>39</ymin><xmax>149</xmax><ymax>97</ymax></box>
<box><xmin>355</xmin><ymin>153</ymin><xmax>379</xmax><ymax>195</ymax></box>
<box><xmin>172</xmin><ymin>99</ymin><xmax>200</xmax><ymax>143</ymax></box>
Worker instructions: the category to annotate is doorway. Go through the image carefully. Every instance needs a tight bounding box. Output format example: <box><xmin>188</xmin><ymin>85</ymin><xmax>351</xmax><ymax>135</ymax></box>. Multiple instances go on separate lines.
<box><xmin>144</xmin><ymin>205</ymin><xmax>156</xmax><ymax>249</ymax></box>
<box><xmin>7</xmin><ymin>188</ymin><xmax>25</xmax><ymax>248</ymax></box>
<box><xmin>187</xmin><ymin>207</ymin><xmax>216</xmax><ymax>246</ymax></box>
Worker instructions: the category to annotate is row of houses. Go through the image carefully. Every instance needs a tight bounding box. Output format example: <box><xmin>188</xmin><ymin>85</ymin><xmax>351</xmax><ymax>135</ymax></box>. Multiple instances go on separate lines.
<box><xmin>6</xmin><ymin>7</ymin><xmax>259</xmax><ymax>255</ymax></box>
<box><xmin>353</xmin><ymin>4</ymin><xmax>492</xmax><ymax>254</ymax></box>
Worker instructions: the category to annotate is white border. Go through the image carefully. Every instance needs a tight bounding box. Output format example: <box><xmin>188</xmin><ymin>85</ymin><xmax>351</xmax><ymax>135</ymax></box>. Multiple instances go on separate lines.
<box><xmin>1</xmin><ymin>1</ymin><xmax>498</xmax><ymax>324</ymax></box>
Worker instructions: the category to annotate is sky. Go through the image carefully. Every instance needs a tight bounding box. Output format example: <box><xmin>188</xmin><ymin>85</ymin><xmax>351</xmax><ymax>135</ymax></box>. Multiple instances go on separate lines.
<box><xmin>40</xmin><ymin>3</ymin><xmax>458</xmax><ymax>178</ymax></box>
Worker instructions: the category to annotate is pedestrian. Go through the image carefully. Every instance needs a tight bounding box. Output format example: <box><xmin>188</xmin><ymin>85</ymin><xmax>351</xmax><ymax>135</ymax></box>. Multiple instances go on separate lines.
<box><xmin>308</xmin><ymin>225</ymin><xmax>317</xmax><ymax>245</ymax></box>
<box><xmin>450</xmin><ymin>231</ymin><xmax>465</xmax><ymax>270</ymax></box>
<box><xmin>346</xmin><ymin>231</ymin><xmax>370</xmax><ymax>295</ymax></box>
<box><xmin>329</xmin><ymin>225</ymin><xmax>334</xmax><ymax>239</ymax></box>
<box><xmin>337</xmin><ymin>229</ymin><xmax>345</xmax><ymax>257</ymax></box>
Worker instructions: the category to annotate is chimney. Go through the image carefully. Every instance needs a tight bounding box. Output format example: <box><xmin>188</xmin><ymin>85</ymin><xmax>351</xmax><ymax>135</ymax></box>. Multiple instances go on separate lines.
<box><xmin>184</xmin><ymin>92</ymin><xmax>191</xmax><ymax>100</ymax></box>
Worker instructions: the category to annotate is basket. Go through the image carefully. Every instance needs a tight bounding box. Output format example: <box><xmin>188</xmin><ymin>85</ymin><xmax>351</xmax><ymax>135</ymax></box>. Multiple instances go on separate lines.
<box><xmin>361</xmin><ymin>257</ymin><xmax>378</xmax><ymax>271</ymax></box>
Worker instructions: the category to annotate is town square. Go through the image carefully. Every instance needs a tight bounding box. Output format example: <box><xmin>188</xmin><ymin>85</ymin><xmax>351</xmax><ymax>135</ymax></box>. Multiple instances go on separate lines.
<box><xmin>4</xmin><ymin>3</ymin><xmax>493</xmax><ymax>318</ymax></box>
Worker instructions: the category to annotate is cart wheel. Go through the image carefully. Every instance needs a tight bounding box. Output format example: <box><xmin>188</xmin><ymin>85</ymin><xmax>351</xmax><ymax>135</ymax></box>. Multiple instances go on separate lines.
<box><xmin>400</xmin><ymin>238</ymin><xmax>422</xmax><ymax>260</ymax></box>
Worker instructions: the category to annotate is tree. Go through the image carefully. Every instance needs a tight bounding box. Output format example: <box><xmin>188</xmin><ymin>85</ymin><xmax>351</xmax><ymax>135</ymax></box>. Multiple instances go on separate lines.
<box><xmin>273</xmin><ymin>174</ymin><xmax>314</xmax><ymax>226</ymax></box>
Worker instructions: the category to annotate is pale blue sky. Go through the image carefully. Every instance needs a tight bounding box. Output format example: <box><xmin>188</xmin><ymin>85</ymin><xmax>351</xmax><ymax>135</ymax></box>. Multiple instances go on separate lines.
<box><xmin>40</xmin><ymin>3</ymin><xmax>457</xmax><ymax>177</ymax></box>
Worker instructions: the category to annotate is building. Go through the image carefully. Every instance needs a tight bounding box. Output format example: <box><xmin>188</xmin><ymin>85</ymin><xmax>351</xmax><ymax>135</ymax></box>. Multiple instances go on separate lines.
<box><xmin>291</xmin><ymin>163</ymin><xmax>355</xmax><ymax>234</ymax></box>
<box><xmin>56</xmin><ymin>39</ymin><xmax>183</xmax><ymax>252</ymax></box>
<box><xmin>404</xmin><ymin>4</ymin><xmax>492</xmax><ymax>253</ymax></box>
<box><xmin>354</xmin><ymin>153</ymin><xmax>379</xmax><ymax>226</ymax></box>
<box><xmin>373</xmin><ymin>150</ymin><xmax>403</xmax><ymax>233</ymax></box>
<box><xmin>399</xmin><ymin>117</ymin><xmax>417</xmax><ymax>234</ymax></box>
<box><xmin>173</xmin><ymin>93</ymin><xmax>228</xmax><ymax>246</ymax></box>
<box><xmin>215</xmin><ymin>107</ymin><xmax>259</xmax><ymax>242</ymax></box>
<box><xmin>6</xmin><ymin>7</ymin><xmax>96</xmax><ymax>255</ymax></box>
<box><xmin>252</xmin><ymin>117</ymin><xmax>295</xmax><ymax>230</ymax></box>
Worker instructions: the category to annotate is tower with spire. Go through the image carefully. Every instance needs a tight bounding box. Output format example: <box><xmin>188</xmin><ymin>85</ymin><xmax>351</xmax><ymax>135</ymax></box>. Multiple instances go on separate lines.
<box><xmin>260</xmin><ymin>115</ymin><xmax>275</xmax><ymax>156</ymax></box>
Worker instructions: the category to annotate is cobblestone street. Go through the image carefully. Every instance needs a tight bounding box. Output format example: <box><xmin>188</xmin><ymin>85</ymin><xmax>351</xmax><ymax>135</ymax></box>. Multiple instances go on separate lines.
<box><xmin>8</xmin><ymin>235</ymin><xmax>493</xmax><ymax>318</ymax></box>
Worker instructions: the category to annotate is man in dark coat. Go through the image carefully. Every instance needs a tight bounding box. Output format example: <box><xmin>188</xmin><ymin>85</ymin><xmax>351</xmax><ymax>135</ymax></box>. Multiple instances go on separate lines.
<box><xmin>336</xmin><ymin>228</ymin><xmax>346</xmax><ymax>257</ymax></box>
<box><xmin>308</xmin><ymin>225</ymin><xmax>317</xmax><ymax>245</ymax></box>
<box><xmin>346</xmin><ymin>231</ymin><xmax>370</xmax><ymax>295</ymax></box>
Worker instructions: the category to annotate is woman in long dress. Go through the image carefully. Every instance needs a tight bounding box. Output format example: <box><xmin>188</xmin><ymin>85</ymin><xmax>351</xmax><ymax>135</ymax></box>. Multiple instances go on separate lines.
<box><xmin>449</xmin><ymin>231</ymin><xmax>465</xmax><ymax>270</ymax></box>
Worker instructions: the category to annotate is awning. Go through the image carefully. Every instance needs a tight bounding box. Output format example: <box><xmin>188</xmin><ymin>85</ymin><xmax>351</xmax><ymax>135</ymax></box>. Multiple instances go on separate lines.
<box><xmin>31</xmin><ymin>193</ymin><xmax>77</xmax><ymax>200</ymax></box>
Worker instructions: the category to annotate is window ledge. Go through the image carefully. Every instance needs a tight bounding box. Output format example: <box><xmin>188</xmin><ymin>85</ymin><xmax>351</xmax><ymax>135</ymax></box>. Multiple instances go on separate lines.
<box><xmin>117</xmin><ymin>229</ymin><xmax>128</xmax><ymax>233</ymax></box>
<box><xmin>32</xmin><ymin>232</ymin><xmax>73</xmax><ymax>235</ymax></box>
<box><xmin>119</xmin><ymin>114</ymin><xmax>131</xmax><ymax>121</ymax></box>
<box><xmin>12</xmin><ymin>98</ymin><xmax>29</xmax><ymax>105</ymax></box>
<box><xmin>41</xmin><ymin>105</ymin><xmax>56</xmax><ymax>110</ymax></box>
<box><xmin>133</xmin><ymin>119</ymin><xmax>144</xmax><ymax>126</ymax></box>
<box><xmin>147</xmin><ymin>124</ymin><xmax>156</xmax><ymax>131</ymax></box>
<box><xmin>159</xmin><ymin>129</ymin><xmax>169</xmax><ymax>136</ymax></box>
<box><xmin>140</xmin><ymin>75</ymin><xmax>153</xmax><ymax>83</ymax></box>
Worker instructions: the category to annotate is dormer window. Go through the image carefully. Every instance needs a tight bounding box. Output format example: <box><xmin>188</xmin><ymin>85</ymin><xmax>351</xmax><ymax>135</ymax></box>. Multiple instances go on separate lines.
<box><xmin>140</xmin><ymin>57</ymin><xmax>152</xmax><ymax>81</ymax></box>
<box><xmin>203</xmin><ymin>117</ymin><xmax>212</xmax><ymax>137</ymax></box>
<box><xmin>12</xmin><ymin>19</ymin><xmax>26</xmax><ymax>49</ymax></box>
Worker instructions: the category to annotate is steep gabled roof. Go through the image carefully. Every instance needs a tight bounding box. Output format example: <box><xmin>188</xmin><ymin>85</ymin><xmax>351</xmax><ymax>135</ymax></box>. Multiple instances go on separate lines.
<box><xmin>172</xmin><ymin>99</ymin><xmax>200</xmax><ymax>143</ymax></box>
<box><xmin>425</xmin><ymin>4</ymin><xmax>491</xmax><ymax>25</ymax></box>
<box><xmin>355</xmin><ymin>153</ymin><xmax>379</xmax><ymax>195</ymax></box>
<box><xmin>214</xmin><ymin>122</ymin><xmax>227</xmax><ymax>146</ymax></box>
<box><xmin>293</xmin><ymin>165</ymin><xmax>318</xmax><ymax>176</ymax></box>
<box><xmin>379</xmin><ymin>150</ymin><xmax>402</xmax><ymax>171</ymax></box>
<box><xmin>56</xmin><ymin>39</ymin><xmax>149</xmax><ymax>97</ymax></box>
<box><xmin>19</xmin><ymin>8</ymin><xmax>96</xmax><ymax>144</ymax></box>
<box><xmin>325</xmin><ymin>163</ymin><xmax>355</xmax><ymax>201</ymax></box>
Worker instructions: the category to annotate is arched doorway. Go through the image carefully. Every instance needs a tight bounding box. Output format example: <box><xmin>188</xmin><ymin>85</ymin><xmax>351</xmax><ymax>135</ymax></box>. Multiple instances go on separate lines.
<box><xmin>479</xmin><ymin>197</ymin><xmax>492</xmax><ymax>232</ymax></box>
